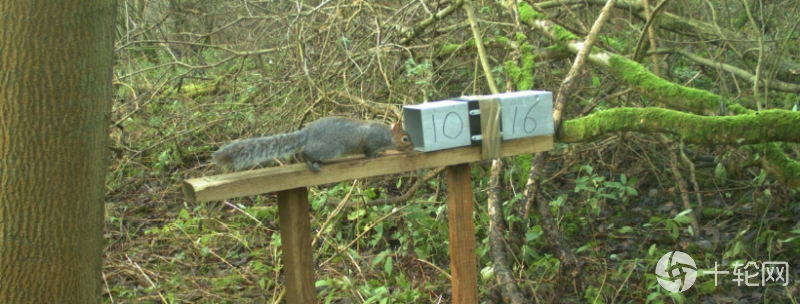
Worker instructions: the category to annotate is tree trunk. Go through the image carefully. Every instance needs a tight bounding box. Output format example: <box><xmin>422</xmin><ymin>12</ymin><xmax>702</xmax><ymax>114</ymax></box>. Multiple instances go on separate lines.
<box><xmin>0</xmin><ymin>1</ymin><xmax>115</xmax><ymax>303</ymax></box>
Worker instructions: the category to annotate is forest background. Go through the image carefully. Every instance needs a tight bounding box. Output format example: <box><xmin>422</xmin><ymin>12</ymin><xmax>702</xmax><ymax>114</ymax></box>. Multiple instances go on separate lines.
<box><xmin>106</xmin><ymin>0</ymin><xmax>800</xmax><ymax>303</ymax></box>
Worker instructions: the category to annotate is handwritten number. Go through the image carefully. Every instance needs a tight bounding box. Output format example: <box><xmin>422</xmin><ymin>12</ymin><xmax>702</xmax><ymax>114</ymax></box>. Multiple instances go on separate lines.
<box><xmin>512</xmin><ymin>106</ymin><xmax>518</xmax><ymax>134</ymax></box>
<box><xmin>523</xmin><ymin>100</ymin><xmax>540</xmax><ymax>133</ymax></box>
<box><xmin>431</xmin><ymin>114</ymin><xmax>437</xmax><ymax>142</ymax></box>
<box><xmin>442</xmin><ymin>112</ymin><xmax>463</xmax><ymax>139</ymax></box>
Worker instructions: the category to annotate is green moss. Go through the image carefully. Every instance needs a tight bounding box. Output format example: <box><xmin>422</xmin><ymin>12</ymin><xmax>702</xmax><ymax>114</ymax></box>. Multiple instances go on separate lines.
<box><xmin>496</xmin><ymin>36</ymin><xmax>510</xmax><ymax>44</ymax></box>
<box><xmin>517</xmin><ymin>1</ymin><xmax>543</xmax><ymax>22</ymax></box>
<box><xmin>727</xmin><ymin>103</ymin><xmax>751</xmax><ymax>115</ymax></box>
<box><xmin>702</xmin><ymin>207</ymin><xmax>733</xmax><ymax>218</ymax></box>
<box><xmin>553</xmin><ymin>25</ymin><xmax>580</xmax><ymax>42</ymax></box>
<box><xmin>759</xmin><ymin>143</ymin><xmax>800</xmax><ymax>188</ymax></box>
<box><xmin>601</xmin><ymin>36</ymin><xmax>627</xmax><ymax>53</ymax></box>
<box><xmin>503</xmin><ymin>32</ymin><xmax>536</xmax><ymax>91</ymax></box>
<box><xmin>514</xmin><ymin>32</ymin><xmax>528</xmax><ymax>45</ymax></box>
<box><xmin>559</xmin><ymin>108</ymin><xmax>800</xmax><ymax>148</ymax></box>
<box><xmin>437</xmin><ymin>44</ymin><xmax>461</xmax><ymax>57</ymax></box>
<box><xmin>464</xmin><ymin>38</ymin><xmax>476</xmax><ymax>48</ymax></box>
<box><xmin>547</xmin><ymin>45</ymin><xmax>567</xmax><ymax>52</ymax></box>
<box><xmin>505</xmin><ymin>61</ymin><xmax>522</xmax><ymax>86</ymax></box>
<box><xmin>517</xmin><ymin>47</ymin><xmax>535</xmax><ymax>90</ymax></box>
<box><xmin>520</xmin><ymin>43</ymin><xmax>533</xmax><ymax>53</ymax></box>
<box><xmin>608</xmin><ymin>54</ymin><xmax>720</xmax><ymax>114</ymax></box>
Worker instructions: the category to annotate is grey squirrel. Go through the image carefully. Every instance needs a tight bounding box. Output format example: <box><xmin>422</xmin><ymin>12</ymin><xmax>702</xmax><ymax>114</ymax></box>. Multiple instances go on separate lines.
<box><xmin>213</xmin><ymin>117</ymin><xmax>414</xmax><ymax>172</ymax></box>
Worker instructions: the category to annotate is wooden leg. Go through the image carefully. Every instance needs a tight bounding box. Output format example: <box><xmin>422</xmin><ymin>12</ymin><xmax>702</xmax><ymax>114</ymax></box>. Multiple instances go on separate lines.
<box><xmin>277</xmin><ymin>187</ymin><xmax>316</xmax><ymax>303</ymax></box>
<box><xmin>445</xmin><ymin>164</ymin><xmax>479</xmax><ymax>303</ymax></box>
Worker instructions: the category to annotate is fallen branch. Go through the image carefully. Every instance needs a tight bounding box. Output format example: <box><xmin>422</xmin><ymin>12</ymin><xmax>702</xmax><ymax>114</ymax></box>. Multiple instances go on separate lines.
<box><xmin>399</xmin><ymin>0</ymin><xmax>466</xmax><ymax>45</ymax></box>
<box><xmin>559</xmin><ymin>108</ymin><xmax>800</xmax><ymax>145</ymax></box>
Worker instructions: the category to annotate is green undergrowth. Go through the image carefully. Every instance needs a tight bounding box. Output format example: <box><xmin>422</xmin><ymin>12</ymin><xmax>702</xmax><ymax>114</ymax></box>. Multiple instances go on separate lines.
<box><xmin>105</xmin><ymin>117</ymin><xmax>800</xmax><ymax>303</ymax></box>
<box><xmin>105</xmin><ymin>19</ymin><xmax>800</xmax><ymax>304</ymax></box>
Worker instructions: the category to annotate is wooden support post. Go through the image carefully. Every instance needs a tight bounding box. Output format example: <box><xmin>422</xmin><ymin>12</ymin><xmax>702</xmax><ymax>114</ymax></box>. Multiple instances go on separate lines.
<box><xmin>277</xmin><ymin>187</ymin><xmax>316</xmax><ymax>303</ymax></box>
<box><xmin>445</xmin><ymin>164</ymin><xmax>479</xmax><ymax>303</ymax></box>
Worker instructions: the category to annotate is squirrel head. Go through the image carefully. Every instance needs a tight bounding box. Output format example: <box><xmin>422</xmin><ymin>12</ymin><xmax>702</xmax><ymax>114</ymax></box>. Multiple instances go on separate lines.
<box><xmin>391</xmin><ymin>123</ymin><xmax>414</xmax><ymax>151</ymax></box>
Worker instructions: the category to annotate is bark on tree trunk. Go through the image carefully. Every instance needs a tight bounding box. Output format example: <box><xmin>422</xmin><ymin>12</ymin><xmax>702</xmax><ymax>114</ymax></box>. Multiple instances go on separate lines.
<box><xmin>0</xmin><ymin>1</ymin><xmax>115</xmax><ymax>302</ymax></box>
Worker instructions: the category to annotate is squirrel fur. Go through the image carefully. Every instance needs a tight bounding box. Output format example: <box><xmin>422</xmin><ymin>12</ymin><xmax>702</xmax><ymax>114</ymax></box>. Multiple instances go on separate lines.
<box><xmin>213</xmin><ymin>117</ymin><xmax>414</xmax><ymax>172</ymax></box>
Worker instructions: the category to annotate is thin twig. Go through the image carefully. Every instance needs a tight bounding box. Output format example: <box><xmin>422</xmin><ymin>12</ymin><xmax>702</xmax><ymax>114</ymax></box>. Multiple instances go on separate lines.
<box><xmin>126</xmin><ymin>254</ymin><xmax>168</xmax><ymax>304</ymax></box>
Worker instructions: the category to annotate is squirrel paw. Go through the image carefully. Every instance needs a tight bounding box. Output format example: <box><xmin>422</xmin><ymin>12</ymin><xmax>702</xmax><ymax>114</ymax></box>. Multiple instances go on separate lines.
<box><xmin>364</xmin><ymin>150</ymin><xmax>383</xmax><ymax>158</ymax></box>
<box><xmin>305</xmin><ymin>159</ymin><xmax>322</xmax><ymax>172</ymax></box>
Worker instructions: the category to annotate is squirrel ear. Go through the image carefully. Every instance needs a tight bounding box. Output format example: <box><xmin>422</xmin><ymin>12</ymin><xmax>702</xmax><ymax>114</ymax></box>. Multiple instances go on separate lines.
<box><xmin>391</xmin><ymin>123</ymin><xmax>400</xmax><ymax>132</ymax></box>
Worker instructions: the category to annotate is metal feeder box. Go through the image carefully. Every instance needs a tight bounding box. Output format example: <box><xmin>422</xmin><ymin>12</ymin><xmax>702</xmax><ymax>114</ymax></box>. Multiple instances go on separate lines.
<box><xmin>402</xmin><ymin>100</ymin><xmax>472</xmax><ymax>152</ymax></box>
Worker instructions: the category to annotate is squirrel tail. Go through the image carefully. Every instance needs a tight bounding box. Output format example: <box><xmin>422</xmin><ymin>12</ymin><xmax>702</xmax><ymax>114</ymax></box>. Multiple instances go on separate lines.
<box><xmin>212</xmin><ymin>130</ymin><xmax>308</xmax><ymax>171</ymax></box>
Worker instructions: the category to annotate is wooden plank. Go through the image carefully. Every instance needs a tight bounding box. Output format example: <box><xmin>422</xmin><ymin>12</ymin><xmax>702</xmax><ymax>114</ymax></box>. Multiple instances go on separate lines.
<box><xmin>183</xmin><ymin>135</ymin><xmax>553</xmax><ymax>203</ymax></box>
<box><xmin>277</xmin><ymin>188</ymin><xmax>316</xmax><ymax>304</ymax></box>
<box><xmin>445</xmin><ymin>164</ymin><xmax>479</xmax><ymax>304</ymax></box>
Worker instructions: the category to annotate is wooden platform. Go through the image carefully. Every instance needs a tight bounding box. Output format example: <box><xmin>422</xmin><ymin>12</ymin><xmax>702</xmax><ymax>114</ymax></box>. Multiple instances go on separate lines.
<box><xmin>183</xmin><ymin>135</ymin><xmax>553</xmax><ymax>203</ymax></box>
<box><xmin>182</xmin><ymin>134</ymin><xmax>553</xmax><ymax>303</ymax></box>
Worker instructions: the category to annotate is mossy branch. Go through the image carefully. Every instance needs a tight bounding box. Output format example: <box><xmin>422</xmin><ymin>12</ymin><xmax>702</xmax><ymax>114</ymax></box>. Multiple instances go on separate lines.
<box><xmin>511</xmin><ymin>1</ymin><xmax>800</xmax><ymax>189</ymax></box>
<box><xmin>650</xmin><ymin>48</ymin><xmax>800</xmax><ymax>93</ymax></box>
<box><xmin>531</xmin><ymin>0</ymin><xmax>800</xmax><ymax>80</ymax></box>
<box><xmin>757</xmin><ymin>143</ymin><xmax>800</xmax><ymax>188</ymax></box>
<box><xmin>559</xmin><ymin>108</ymin><xmax>800</xmax><ymax>145</ymax></box>
<box><xmin>512</xmin><ymin>2</ymin><xmax>723</xmax><ymax>115</ymax></box>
